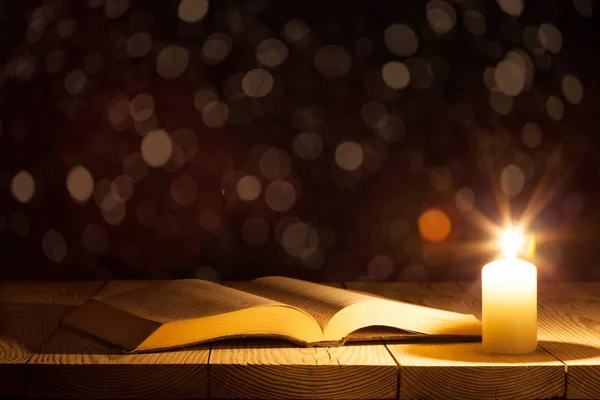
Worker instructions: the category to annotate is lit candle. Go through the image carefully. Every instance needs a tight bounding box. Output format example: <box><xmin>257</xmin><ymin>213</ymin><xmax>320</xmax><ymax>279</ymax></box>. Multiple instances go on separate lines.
<box><xmin>482</xmin><ymin>226</ymin><xmax>537</xmax><ymax>354</ymax></box>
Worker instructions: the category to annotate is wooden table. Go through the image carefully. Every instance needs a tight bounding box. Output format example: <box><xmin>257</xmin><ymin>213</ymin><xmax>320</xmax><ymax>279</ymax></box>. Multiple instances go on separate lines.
<box><xmin>1</xmin><ymin>280</ymin><xmax>599</xmax><ymax>399</ymax></box>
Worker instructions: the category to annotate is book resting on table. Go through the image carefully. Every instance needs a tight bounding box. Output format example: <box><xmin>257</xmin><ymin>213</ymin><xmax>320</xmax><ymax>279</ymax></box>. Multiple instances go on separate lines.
<box><xmin>63</xmin><ymin>276</ymin><xmax>482</xmax><ymax>352</ymax></box>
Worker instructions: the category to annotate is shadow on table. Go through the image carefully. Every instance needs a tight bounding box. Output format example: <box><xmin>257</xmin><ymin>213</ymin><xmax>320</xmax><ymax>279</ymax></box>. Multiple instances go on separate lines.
<box><xmin>538</xmin><ymin>340</ymin><xmax>600</xmax><ymax>362</ymax></box>
<box><xmin>0</xmin><ymin>304</ymin><xmax>75</xmax><ymax>353</ymax></box>
<box><xmin>0</xmin><ymin>303</ymin><xmax>116</xmax><ymax>356</ymax></box>
<box><xmin>392</xmin><ymin>339</ymin><xmax>600</xmax><ymax>363</ymax></box>
<box><xmin>29</xmin><ymin>324</ymin><xmax>483</xmax><ymax>355</ymax></box>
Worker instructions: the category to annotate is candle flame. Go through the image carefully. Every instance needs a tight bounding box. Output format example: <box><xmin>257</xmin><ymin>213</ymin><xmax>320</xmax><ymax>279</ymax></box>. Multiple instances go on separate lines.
<box><xmin>500</xmin><ymin>227</ymin><xmax>525</xmax><ymax>260</ymax></box>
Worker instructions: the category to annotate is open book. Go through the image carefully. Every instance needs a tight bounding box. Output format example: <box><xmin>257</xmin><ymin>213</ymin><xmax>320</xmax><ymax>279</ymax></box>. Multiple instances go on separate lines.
<box><xmin>63</xmin><ymin>277</ymin><xmax>481</xmax><ymax>352</ymax></box>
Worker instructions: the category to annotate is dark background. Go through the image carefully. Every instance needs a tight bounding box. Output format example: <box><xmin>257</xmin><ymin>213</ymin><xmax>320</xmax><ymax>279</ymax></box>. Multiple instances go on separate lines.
<box><xmin>1</xmin><ymin>0</ymin><xmax>599</xmax><ymax>282</ymax></box>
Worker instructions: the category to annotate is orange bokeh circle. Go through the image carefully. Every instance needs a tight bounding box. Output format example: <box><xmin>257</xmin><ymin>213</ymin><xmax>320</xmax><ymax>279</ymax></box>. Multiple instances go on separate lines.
<box><xmin>418</xmin><ymin>208</ymin><xmax>452</xmax><ymax>243</ymax></box>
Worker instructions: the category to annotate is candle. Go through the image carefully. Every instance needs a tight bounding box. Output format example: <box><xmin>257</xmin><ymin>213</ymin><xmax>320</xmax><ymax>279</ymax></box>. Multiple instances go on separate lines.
<box><xmin>482</xmin><ymin>227</ymin><xmax>537</xmax><ymax>354</ymax></box>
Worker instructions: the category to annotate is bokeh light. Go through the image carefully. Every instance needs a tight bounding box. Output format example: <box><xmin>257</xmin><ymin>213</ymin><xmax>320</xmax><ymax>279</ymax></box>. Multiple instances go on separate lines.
<box><xmin>561</xmin><ymin>74</ymin><xmax>584</xmax><ymax>105</ymax></box>
<box><xmin>242</xmin><ymin>69</ymin><xmax>274</xmax><ymax>98</ymax></box>
<box><xmin>82</xmin><ymin>224</ymin><xmax>110</xmax><ymax>255</ymax></box>
<box><xmin>463</xmin><ymin>11</ymin><xmax>487</xmax><ymax>36</ymax></box>
<box><xmin>314</xmin><ymin>45</ymin><xmax>351</xmax><ymax>78</ymax></box>
<box><xmin>500</xmin><ymin>164</ymin><xmax>526</xmax><ymax>197</ymax></box>
<box><xmin>203</xmin><ymin>33</ymin><xmax>232</xmax><ymax>65</ymax></box>
<box><xmin>426</xmin><ymin>1</ymin><xmax>456</xmax><ymax>34</ymax></box>
<box><xmin>573</xmin><ymin>0</ymin><xmax>593</xmax><ymax>17</ymax></box>
<box><xmin>42</xmin><ymin>229</ymin><xmax>67</xmax><ymax>262</ymax></box>
<box><xmin>236</xmin><ymin>175</ymin><xmax>262</xmax><ymax>202</ymax></box>
<box><xmin>265</xmin><ymin>181</ymin><xmax>296</xmax><ymax>212</ymax></box>
<box><xmin>256</xmin><ymin>38</ymin><xmax>289</xmax><ymax>68</ymax></box>
<box><xmin>368</xmin><ymin>255</ymin><xmax>394</xmax><ymax>281</ymax></box>
<box><xmin>546</xmin><ymin>95</ymin><xmax>564</xmax><ymax>121</ymax></box>
<box><xmin>497</xmin><ymin>0</ymin><xmax>524</xmax><ymax>17</ymax></box>
<box><xmin>418</xmin><ymin>209</ymin><xmax>451</xmax><ymax>243</ymax></box>
<box><xmin>281</xmin><ymin>221</ymin><xmax>309</xmax><ymax>251</ymax></box>
<box><xmin>105</xmin><ymin>0</ymin><xmax>130</xmax><ymax>19</ymax></box>
<box><xmin>538</xmin><ymin>23</ymin><xmax>563</xmax><ymax>54</ymax></box>
<box><xmin>178</xmin><ymin>0</ymin><xmax>209</xmax><ymax>23</ymax></box>
<box><xmin>156</xmin><ymin>45</ymin><xmax>189</xmax><ymax>79</ymax></box>
<box><xmin>0</xmin><ymin>0</ymin><xmax>597</xmax><ymax>283</ymax></box>
<box><xmin>66</xmin><ymin>166</ymin><xmax>94</xmax><ymax>203</ymax></box>
<box><xmin>11</xmin><ymin>171</ymin><xmax>35</xmax><ymax>204</ymax></box>
<box><xmin>64</xmin><ymin>69</ymin><xmax>86</xmax><ymax>95</ymax></box>
<box><xmin>430</xmin><ymin>167</ymin><xmax>453</xmax><ymax>192</ymax></box>
<box><xmin>100</xmin><ymin>194</ymin><xmax>126</xmax><ymax>225</ymax></box>
<box><xmin>522</xmin><ymin>122</ymin><xmax>543</xmax><ymax>149</ymax></box>
<box><xmin>381</xmin><ymin>62</ymin><xmax>410</xmax><ymax>90</ymax></box>
<box><xmin>384</xmin><ymin>24</ymin><xmax>418</xmax><ymax>56</ymax></box>
<box><xmin>495</xmin><ymin>59</ymin><xmax>526</xmax><ymax>96</ymax></box>
<box><xmin>293</xmin><ymin>132</ymin><xmax>323</xmax><ymax>160</ymax></box>
<box><xmin>127</xmin><ymin>32</ymin><xmax>152</xmax><ymax>58</ymax></box>
<box><xmin>282</xmin><ymin>19</ymin><xmax>311</xmax><ymax>44</ymax></box>
<box><xmin>202</xmin><ymin>101</ymin><xmax>229</xmax><ymax>127</ymax></box>
<box><xmin>259</xmin><ymin>148</ymin><xmax>291</xmax><ymax>180</ymax></box>
<box><xmin>141</xmin><ymin>129</ymin><xmax>173</xmax><ymax>167</ymax></box>
<box><xmin>455</xmin><ymin>188</ymin><xmax>475</xmax><ymax>213</ymax></box>
<box><xmin>130</xmin><ymin>93</ymin><xmax>155</xmax><ymax>122</ymax></box>
<box><xmin>335</xmin><ymin>141</ymin><xmax>364</xmax><ymax>171</ymax></box>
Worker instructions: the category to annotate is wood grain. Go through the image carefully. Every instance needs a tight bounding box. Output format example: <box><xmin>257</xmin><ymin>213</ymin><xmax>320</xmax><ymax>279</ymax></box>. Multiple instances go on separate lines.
<box><xmin>462</xmin><ymin>280</ymin><xmax>600</xmax><ymax>399</ymax></box>
<box><xmin>567</xmin><ymin>282</ymin><xmax>600</xmax><ymax>300</ymax></box>
<box><xmin>208</xmin><ymin>282</ymin><xmax>398</xmax><ymax>399</ymax></box>
<box><xmin>26</xmin><ymin>280</ymin><xmax>210</xmax><ymax>399</ymax></box>
<box><xmin>535</xmin><ymin>283</ymin><xmax>600</xmax><ymax>399</ymax></box>
<box><xmin>0</xmin><ymin>305</ymin><xmax>60</xmax><ymax>398</ymax></box>
<box><xmin>0</xmin><ymin>281</ymin><xmax>102</xmax><ymax>398</ymax></box>
<box><xmin>348</xmin><ymin>282</ymin><xmax>564</xmax><ymax>400</ymax></box>
<box><xmin>0</xmin><ymin>281</ymin><xmax>104</xmax><ymax>305</ymax></box>
<box><xmin>5</xmin><ymin>280</ymin><xmax>600</xmax><ymax>399</ymax></box>
<box><xmin>209</xmin><ymin>341</ymin><xmax>397</xmax><ymax>399</ymax></box>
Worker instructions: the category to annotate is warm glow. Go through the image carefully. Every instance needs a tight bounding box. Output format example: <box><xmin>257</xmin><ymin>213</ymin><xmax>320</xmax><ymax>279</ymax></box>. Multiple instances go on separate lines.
<box><xmin>500</xmin><ymin>226</ymin><xmax>525</xmax><ymax>260</ymax></box>
<box><xmin>418</xmin><ymin>208</ymin><xmax>451</xmax><ymax>243</ymax></box>
<box><xmin>527</xmin><ymin>234</ymin><xmax>536</xmax><ymax>258</ymax></box>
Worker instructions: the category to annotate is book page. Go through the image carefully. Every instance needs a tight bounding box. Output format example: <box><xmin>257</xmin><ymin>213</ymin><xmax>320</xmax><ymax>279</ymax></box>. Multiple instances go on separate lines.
<box><xmin>242</xmin><ymin>277</ymin><xmax>377</xmax><ymax>330</ymax></box>
<box><xmin>242</xmin><ymin>277</ymin><xmax>481</xmax><ymax>340</ymax></box>
<box><xmin>96</xmin><ymin>280</ymin><xmax>284</xmax><ymax>324</ymax></box>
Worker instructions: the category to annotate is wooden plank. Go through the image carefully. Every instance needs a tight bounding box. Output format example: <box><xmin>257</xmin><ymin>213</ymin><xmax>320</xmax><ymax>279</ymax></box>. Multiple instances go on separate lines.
<box><xmin>210</xmin><ymin>341</ymin><xmax>397</xmax><ymax>399</ymax></box>
<box><xmin>0</xmin><ymin>305</ymin><xmax>63</xmax><ymax>398</ymax></box>
<box><xmin>0</xmin><ymin>281</ymin><xmax>102</xmax><ymax>398</ymax></box>
<box><xmin>567</xmin><ymin>281</ymin><xmax>600</xmax><ymax>300</ymax></box>
<box><xmin>26</xmin><ymin>280</ymin><xmax>210</xmax><ymax>399</ymax></box>
<box><xmin>348</xmin><ymin>282</ymin><xmax>564</xmax><ymax>400</ymax></box>
<box><xmin>208</xmin><ymin>282</ymin><xmax>398</xmax><ymax>399</ymax></box>
<box><xmin>536</xmin><ymin>283</ymin><xmax>600</xmax><ymax>399</ymax></box>
<box><xmin>463</xmin><ymin>280</ymin><xmax>600</xmax><ymax>399</ymax></box>
<box><xmin>0</xmin><ymin>281</ymin><xmax>104</xmax><ymax>305</ymax></box>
